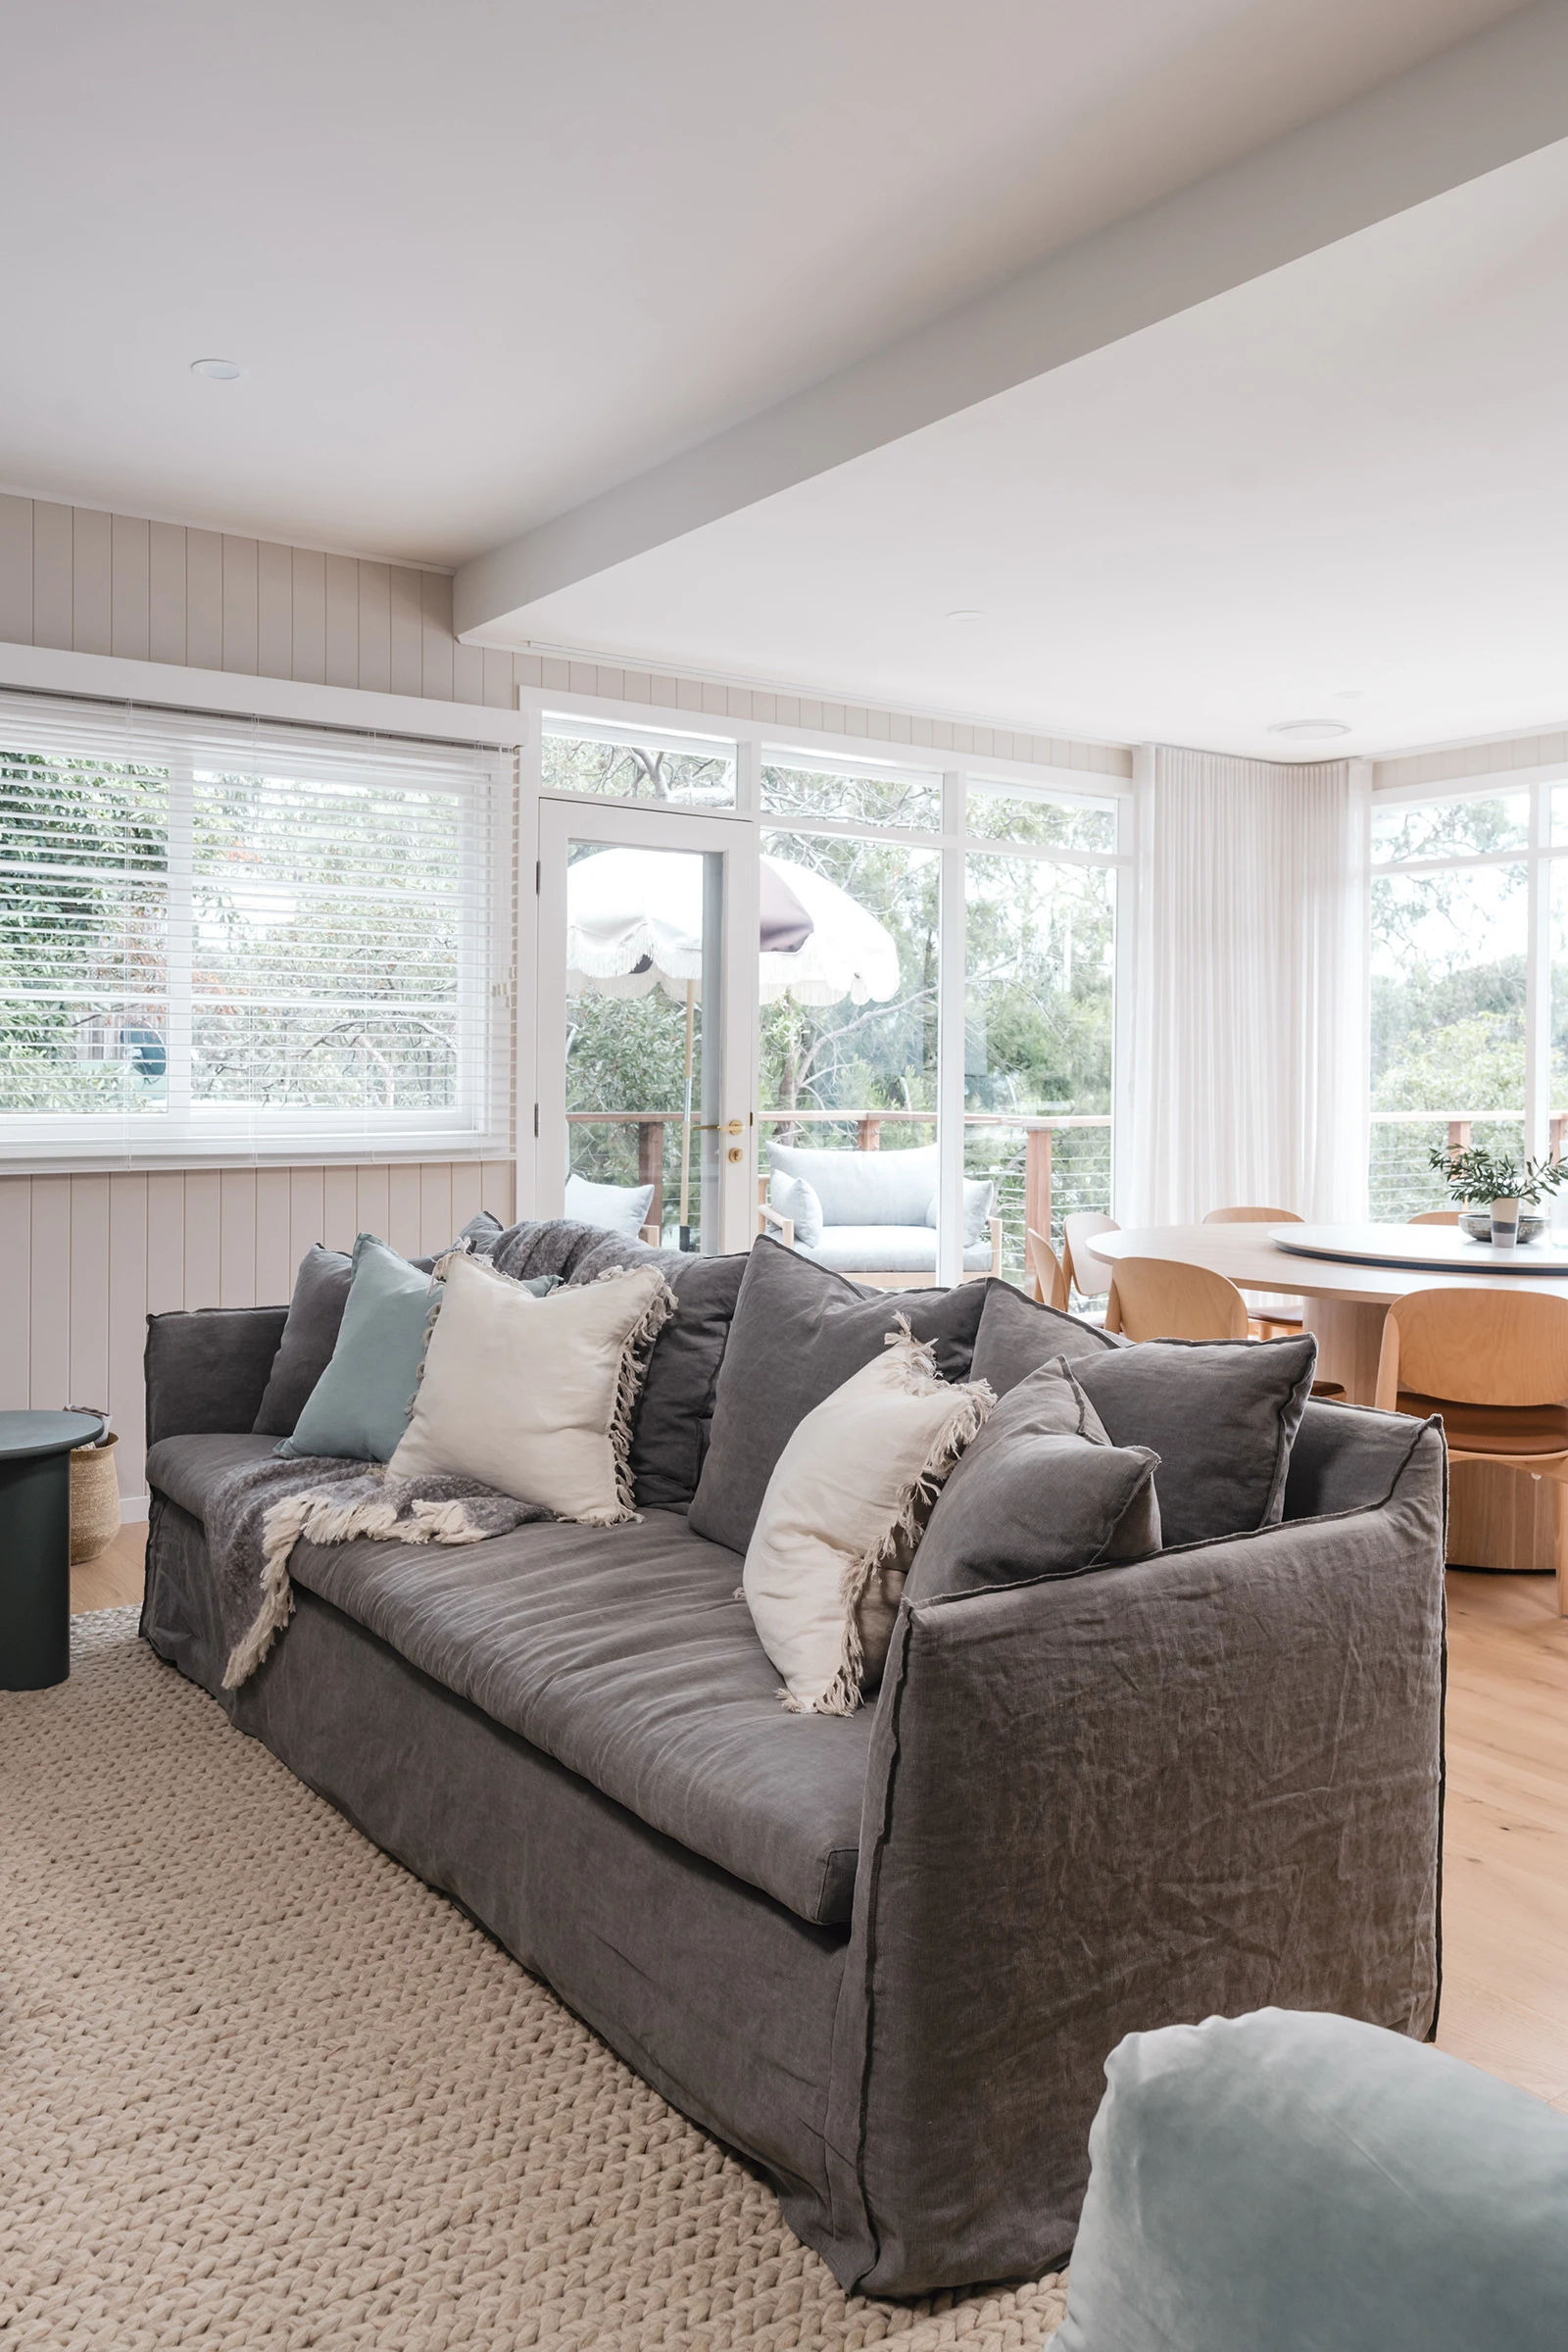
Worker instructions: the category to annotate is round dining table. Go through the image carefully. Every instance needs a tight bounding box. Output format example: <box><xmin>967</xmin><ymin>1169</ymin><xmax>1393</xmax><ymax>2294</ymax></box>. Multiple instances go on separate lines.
<box><xmin>1097</xmin><ymin>1222</ymin><xmax>1568</xmax><ymax>1573</ymax></box>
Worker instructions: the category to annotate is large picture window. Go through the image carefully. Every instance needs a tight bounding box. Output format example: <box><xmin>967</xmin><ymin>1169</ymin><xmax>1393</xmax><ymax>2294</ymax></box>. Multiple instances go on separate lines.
<box><xmin>0</xmin><ymin>694</ymin><xmax>506</xmax><ymax>1166</ymax></box>
<box><xmin>1369</xmin><ymin>787</ymin><xmax>1540</xmax><ymax>1215</ymax></box>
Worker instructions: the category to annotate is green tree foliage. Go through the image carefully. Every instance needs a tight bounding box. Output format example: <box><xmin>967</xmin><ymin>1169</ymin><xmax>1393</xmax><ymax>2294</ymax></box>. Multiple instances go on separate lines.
<box><xmin>1370</xmin><ymin>797</ymin><xmax>1531</xmax><ymax>1217</ymax></box>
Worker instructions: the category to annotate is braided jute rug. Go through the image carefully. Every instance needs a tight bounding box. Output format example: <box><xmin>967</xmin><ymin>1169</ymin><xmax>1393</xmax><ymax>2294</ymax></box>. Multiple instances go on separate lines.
<box><xmin>1</xmin><ymin>1612</ymin><xmax>1068</xmax><ymax>2351</ymax></box>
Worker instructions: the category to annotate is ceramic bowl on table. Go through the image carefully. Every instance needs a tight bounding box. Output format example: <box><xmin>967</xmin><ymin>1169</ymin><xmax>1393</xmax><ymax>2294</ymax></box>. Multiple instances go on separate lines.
<box><xmin>1458</xmin><ymin>1211</ymin><xmax>1547</xmax><ymax>1245</ymax></box>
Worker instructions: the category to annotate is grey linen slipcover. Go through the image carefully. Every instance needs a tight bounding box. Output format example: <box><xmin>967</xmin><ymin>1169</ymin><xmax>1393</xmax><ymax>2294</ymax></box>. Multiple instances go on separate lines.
<box><xmin>140</xmin><ymin>1278</ymin><xmax>1448</xmax><ymax>2299</ymax></box>
<box><xmin>688</xmin><ymin>1236</ymin><xmax>987</xmax><ymax>1554</ymax></box>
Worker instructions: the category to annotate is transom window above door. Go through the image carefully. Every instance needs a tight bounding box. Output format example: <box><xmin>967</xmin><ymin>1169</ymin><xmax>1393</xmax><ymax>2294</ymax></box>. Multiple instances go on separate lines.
<box><xmin>541</xmin><ymin>715</ymin><xmax>737</xmax><ymax>808</ymax></box>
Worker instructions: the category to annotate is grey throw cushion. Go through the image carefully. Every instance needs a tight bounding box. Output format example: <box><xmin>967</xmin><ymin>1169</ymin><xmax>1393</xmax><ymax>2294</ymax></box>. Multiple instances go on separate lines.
<box><xmin>688</xmin><ymin>1235</ymin><xmax>987</xmax><ymax>1556</ymax></box>
<box><xmin>905</xmin><ymin>1359</ymin><xmax>1160</xmax><ymax>1603</ymax></box>
<box><xmin>1074</xmin><ymin>1335</ymin><xmax>1316</xmax><ymax>1548</ymax></box>
<box><xmin>251</xmin><ymin>1212</ymin><xmax>503</xmax><ymax>1438</ymax></box>
<box><xmin>628</xmin><ymin>1250</ymin><xmax>748</xmax><ymax>1510</ymax></box>
<box><xmin>968</xmin><ymin>1276</ymin><xmax>1125</xmax><ymax>1395</ymax></box>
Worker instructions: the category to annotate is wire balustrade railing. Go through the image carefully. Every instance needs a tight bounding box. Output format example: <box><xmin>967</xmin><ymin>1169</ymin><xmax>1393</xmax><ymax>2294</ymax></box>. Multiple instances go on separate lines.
<box><xmin>568</xmin><ymin>1105</ymin><xmax>1113</xmax><ymax>1272</ymax></box>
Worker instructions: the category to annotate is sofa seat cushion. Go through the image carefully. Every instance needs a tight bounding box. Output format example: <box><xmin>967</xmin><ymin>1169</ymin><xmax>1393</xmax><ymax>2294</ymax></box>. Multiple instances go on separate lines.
<box><xmin>801</xmin><ymin>1225</ymin><xmax>992</xmax><ymax>1274</ymax></box>
<box><xmin>146</xmin><ymin>1432</ymin><xmax>280</xmax><ymax>1518</ymax></box>
<box><xmin>287</xmin><ymin>1507</ymin><xmax>871</xmax><ymax>1927</ymax></box>
<box><xmin>144</xmin><ymin>1434</ymin><xmax>870</xmax><ymax>1928</ymax></box>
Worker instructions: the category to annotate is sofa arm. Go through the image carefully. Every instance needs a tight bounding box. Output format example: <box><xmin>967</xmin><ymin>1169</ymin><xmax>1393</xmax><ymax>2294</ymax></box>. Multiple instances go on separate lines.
<box><xmin>145</xmin><ymin>1307</ymin><xmax>288</xmax><ymax>1447</ymax></box>
<box><xmin>823</xmin><ymin>1420</ymin><xmax>1446</xmax><ymax>2298</ymax></box>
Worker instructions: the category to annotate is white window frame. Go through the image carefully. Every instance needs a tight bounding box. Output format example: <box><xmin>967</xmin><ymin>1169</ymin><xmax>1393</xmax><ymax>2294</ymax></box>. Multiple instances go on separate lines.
<box><xmin>519</xmin><ymin>687</ymin><xmax>1133</xmax><ymax>1281</ymax></box>
<box><xmin>0</xmin><ymin>663</ymin><xmax>520</xmax><ymax>1173</ymax></box>
<box><xmin>1368</xmin><ymin>762</ymin><xmax>1568</xmax><ymax>1181</ymax></box>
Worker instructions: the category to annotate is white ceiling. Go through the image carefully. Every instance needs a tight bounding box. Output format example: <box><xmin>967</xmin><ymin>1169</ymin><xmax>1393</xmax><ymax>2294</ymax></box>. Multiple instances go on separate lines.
<box><xmin>509</xmin><ymin>137</ymin><xmax>1568</xmax><ymax>760</ymax></box>
<box><xmin>0</xmin><ymin>0</ymin><xmax>1524</xmax><ymax>568</ymax></box>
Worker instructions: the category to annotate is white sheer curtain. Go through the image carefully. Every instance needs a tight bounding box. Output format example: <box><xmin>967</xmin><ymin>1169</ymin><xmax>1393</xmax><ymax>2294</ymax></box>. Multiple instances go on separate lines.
<box><xmin>1122</xmin><ymin>745</ymin><xmax>1368</xmax><ymax>1228</ymax></box>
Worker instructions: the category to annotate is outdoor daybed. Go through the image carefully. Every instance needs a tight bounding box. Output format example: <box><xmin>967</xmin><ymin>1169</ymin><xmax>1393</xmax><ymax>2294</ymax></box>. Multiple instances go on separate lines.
<box><xmin>139</xmin><ymin>1221</ymin><xmax>1446</xmax><ymax>2298</ymax></box>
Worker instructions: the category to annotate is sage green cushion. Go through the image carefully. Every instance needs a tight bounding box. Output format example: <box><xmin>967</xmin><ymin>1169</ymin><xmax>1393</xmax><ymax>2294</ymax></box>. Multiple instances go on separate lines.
<box><xmin>1056</xmin><ymin>2007</ymin><xmax>1568</xmax><ymax>2352</ymax></box>
<box><xmin>274</xmin><ymin>1234</ymin><xmax>436</xmax><ymax>1464</ymax></box>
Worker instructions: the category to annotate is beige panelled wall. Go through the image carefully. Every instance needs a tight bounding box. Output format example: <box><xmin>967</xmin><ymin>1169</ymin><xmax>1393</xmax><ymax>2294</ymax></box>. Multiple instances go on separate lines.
<box><xmin>0</xmin><ymin>491</ymin><xmax>1133</xmax><ymax>775</ymax></box>
<box><xmin>0</xmin><ymin>1161</ymin><xmax>515</xmax><ymax>1509</ymax></box>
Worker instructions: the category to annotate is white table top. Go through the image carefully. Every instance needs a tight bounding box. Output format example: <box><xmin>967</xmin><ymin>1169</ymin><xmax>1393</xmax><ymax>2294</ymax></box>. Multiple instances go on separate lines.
<box><xmin>1098</xmin><ymin>1223</ymin><xmax>1568</xmax><ymax>1306</ymax></box>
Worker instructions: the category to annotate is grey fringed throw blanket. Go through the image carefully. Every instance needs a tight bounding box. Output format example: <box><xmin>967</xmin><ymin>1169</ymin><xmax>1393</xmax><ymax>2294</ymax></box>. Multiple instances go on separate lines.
<box><xmin>208</xmin><ymin>1454</ymin><xmax>553</xmax><ymax>1691</ymax></box>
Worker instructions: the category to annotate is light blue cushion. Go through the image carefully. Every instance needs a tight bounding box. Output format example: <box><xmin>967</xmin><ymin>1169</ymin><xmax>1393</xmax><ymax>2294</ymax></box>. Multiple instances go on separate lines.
<box><xmin>768</xmin><ymin>1171</ymin><xmax>823</xmax><ymax>1248</ymax></box>
<box><xmin>925</xmin><ymin>1177</ymin><xmax>997</xmax><ymax>1245</ymax></box>
<box><xmin>765</xmin><ymin>1139</ymin><xmax>937</xmax><ymax>1227</ymax></box>
<box><xmin>275</xmin><ymin>1233</ymin><xmax>436</xmax><ymax>1463</ymax></box>
<box><xmin>564</xmin><ymin>1170</ymin><xmax>657</xmax><ymax>1240</ymax></box>
<box><xmin>1055</xmin><ymin>2007</ymin><xmax>1568</xmax><ymax>2352</ymax></box>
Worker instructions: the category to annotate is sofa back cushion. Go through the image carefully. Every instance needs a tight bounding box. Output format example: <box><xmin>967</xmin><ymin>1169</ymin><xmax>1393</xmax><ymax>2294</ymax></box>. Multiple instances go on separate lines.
<box><xmin>628</xmin><ymin>1250</ymin><xmax>748</xmax><ymax>1509</ymax></box>
<box><xmin>765</xmin><ymin>1140</ymin><xmax>938</xmax><ymax>1229</ymax></box>
<box><xmin>1074</xmin><ymin>1335</ymin><xmax>1316</xmax><ymax>1548</ymax></box>
<box><xmin>968</xmin><ymin>1276</ymin><xmax>1124</xmax><ymax>1396</ymax></box>
<box><xmin>688</xmin><ymin>1236</ymin><xmax>987</xmax><ymax>1555</ymax></box>
<box><xmin>905</xmin><ymin>1359</ymin><xmax>1160</xmax><ymax>1602</ymax></box>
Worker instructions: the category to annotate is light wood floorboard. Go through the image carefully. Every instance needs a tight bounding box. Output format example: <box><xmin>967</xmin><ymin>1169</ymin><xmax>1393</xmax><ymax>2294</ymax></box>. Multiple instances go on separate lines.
<box><xmin>70</xmin><ymin>1536</ymin><xmax>1568</xmax><ymax>2103</ymax></box>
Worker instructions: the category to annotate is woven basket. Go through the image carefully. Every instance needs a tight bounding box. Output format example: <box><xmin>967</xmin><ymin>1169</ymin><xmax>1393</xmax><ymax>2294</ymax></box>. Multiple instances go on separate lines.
<box><xmin>70</xmin><ymin>1432</ymin><xmax>121</xmax><ymax>1566</ymax></box>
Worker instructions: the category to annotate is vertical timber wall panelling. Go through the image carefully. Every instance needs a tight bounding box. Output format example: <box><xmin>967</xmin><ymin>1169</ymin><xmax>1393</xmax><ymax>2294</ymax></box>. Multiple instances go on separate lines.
<box><xmin>0</xmin><ymin>1164</ymin><xmax>516</xmax><ymax>1507</ymax></box>
<box><xmin>0</xmin><ymin>490</ymin><xmax>1135</xmax><ymax>770</ymax></box>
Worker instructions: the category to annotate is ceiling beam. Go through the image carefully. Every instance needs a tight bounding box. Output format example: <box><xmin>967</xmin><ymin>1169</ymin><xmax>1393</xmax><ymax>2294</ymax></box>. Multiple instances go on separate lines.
<box><xmin>456</xmin><ymin>0</ymin><xmax>1568</xmax><ymax>642</ymax></box>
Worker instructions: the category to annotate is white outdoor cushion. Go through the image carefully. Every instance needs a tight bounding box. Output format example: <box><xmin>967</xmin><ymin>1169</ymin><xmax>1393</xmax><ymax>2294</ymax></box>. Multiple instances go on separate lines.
<box><xmin>765</xmin><ymin>1140</ymin><xmax>938</xmax><ymax>1229</ymax></box>
<box><xmin>564</xmin><ymin>1170</ymin><xmax>657</xmax><ymax>1239</ymax></box>
<box><xmin>800</xmin><ymin>1225</ymin><xmax>994</xmax><ymax>1273</ymax></box>
<box><xmin>926</xmin><ymin>1177</ymin><xmax>998</xmax><ymax>1245</ymax></box>
<box><xmin>389</xmin><ymin>1252</ymin><xmax>673</xmax><ymax>1523</ymax></box>
<box><xmin>743</xmin><ymin>1321</ymin><xmax>993</xmax><ymax>1714</ymax></box>
<box><xmin>769</xmin><ymin>1170</ymin><xmax>823</xmax><ymax>1248</ymax></box>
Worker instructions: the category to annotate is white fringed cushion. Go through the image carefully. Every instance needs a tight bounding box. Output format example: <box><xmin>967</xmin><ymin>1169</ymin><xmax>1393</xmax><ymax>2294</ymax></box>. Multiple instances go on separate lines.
<box><xmin>389</xmin><ymin>1253</ymin><xmax>673</xmax><ymax>1524</ymax></box>
<box><xmin>743</xmin><ymin>1320</ymin><xmax>993</xmax><ymax>1715</ymax></box>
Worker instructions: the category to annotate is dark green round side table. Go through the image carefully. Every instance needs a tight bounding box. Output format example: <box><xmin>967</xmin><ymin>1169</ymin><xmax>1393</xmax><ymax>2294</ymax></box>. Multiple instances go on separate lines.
<box><xmin>1</xmin><ymin>1411</ymin><xmax>107</xmax><ymax>1691</ymax></box>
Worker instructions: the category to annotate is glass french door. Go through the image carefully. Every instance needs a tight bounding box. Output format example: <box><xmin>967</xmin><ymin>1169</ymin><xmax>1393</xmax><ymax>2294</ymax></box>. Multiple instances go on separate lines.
<box><xmin>534</xmin><ymin>798</ymin><xmax>758</xmax><ymax>1253</ymax></box>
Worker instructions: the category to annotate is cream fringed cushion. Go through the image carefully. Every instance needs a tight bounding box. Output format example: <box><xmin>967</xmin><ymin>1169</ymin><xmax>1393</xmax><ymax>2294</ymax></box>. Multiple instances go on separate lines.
<box><xmin>743</xmin><ymin>1320</ymin><xmax>993</xmax><ymax>1715</ymax></box>
<box><xmin>389</xmin><ymin>1253</ymin><xmax>674</xmax><ymax>1524</ymax></box>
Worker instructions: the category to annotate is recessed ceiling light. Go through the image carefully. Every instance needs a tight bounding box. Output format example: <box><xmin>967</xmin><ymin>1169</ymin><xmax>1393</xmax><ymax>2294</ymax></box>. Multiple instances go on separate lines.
<box><xmin>1334</xmin><ymin>690</ymin><xmax>1365</xmax><ymax>702</ymax></box>
<box><xmin>1268</xmin><ymin>719</ymin><xmax>1351</xmax><ymax>741</ymax></box>
<box><xmin>946</xmin><ymin>609</ymin><xmax>985</xmax><ymax>624</ymax></box>
<box><xmin>190</xmin><ymin>358</ymin><xmax>243</xmax><ymax>381</ymax></box>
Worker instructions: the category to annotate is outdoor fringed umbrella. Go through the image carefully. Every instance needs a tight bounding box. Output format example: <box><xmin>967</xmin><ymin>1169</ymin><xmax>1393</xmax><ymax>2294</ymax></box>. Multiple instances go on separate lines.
<box><xmin>565</xmin><ymin>846</ymin><xmax>901</xmax><ymax>1235</ymax></box>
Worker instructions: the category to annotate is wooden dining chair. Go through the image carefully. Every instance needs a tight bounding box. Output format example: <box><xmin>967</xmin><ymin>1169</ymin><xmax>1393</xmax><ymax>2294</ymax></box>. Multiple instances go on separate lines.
<box><xmin>1200</xmin><ymin>1204</ymin><xmax>1306</xmax><ymax>1339</ymax></box>
<box><xmin>1062</xmin><ymin>1213</ymin><xmax>1119</xmax><ymax>1303</ymax></box>
<box><xmin>1105</xmin><ymin>1257</ymin><xmax>1249</xmax><ymax>1341</ymax></box>
<box><xmin>1105</xmin><ymin>1255</ymin><xmax>1345</xmax><ymax>1396</ymax></box>
<box><xmin>1375</xmin><ymin>1288</ymin><xmax>1568</xmax><ymax>1612</ymax></box>
<box><xmin>1025</xmin><ymin>1227</ymin><xmax>1070</xmax><ymax>1311</ymax></box>
<box><xmin>1408</xmin><ymin>1210</ymin><xmax>1460</xmax><ymax>1225</ymax></box>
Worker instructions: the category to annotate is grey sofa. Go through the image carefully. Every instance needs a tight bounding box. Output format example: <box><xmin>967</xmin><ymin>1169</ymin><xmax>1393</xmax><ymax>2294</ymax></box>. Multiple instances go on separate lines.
<box><xmin>138</xmin><ymin>1223</ymin><xmax>1447</xmax><ymax>2300</ymax></box>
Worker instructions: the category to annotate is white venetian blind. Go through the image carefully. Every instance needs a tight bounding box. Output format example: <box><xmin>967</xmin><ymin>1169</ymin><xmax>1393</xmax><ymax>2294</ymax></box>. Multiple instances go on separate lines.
<box><xmin>0</xmin><ymin>690</ymin><xmax>510</xmax><ymax>1167</ymax></box>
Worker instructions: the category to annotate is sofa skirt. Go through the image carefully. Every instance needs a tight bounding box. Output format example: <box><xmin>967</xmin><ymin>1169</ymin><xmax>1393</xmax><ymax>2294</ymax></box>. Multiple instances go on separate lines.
<box><xmin>140</xmin><ymin>1497</ymin><xmax>851</xmax><ymax>2253</ymax></box>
